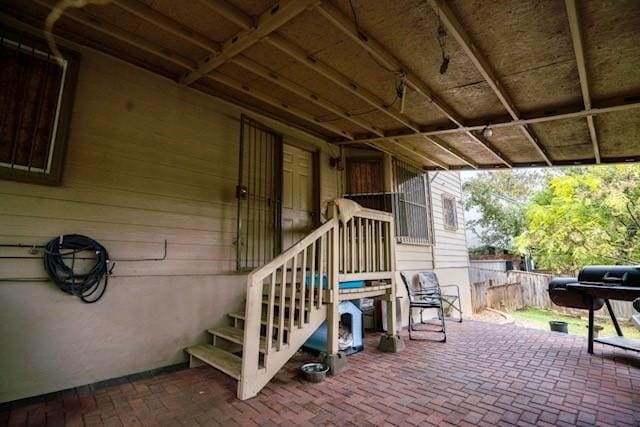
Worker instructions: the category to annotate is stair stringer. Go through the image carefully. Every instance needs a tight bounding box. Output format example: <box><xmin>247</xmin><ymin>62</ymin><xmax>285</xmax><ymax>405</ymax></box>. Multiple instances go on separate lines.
<box><xmin>237</xmin><ymin>305</ymin><xmax>327</xmax><ymax>400</ymax></box>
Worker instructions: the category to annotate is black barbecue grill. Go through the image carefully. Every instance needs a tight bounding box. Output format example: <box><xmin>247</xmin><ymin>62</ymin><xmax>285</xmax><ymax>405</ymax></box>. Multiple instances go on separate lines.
<box><xmin>548</xmin><ymin>265</ymin><xmax>640</xmax><ymax>354</ymax></box>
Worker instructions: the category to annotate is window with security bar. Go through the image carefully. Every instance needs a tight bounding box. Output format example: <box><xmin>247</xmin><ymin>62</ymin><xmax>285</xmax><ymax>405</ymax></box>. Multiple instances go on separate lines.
<box><xmin>391</xmin><ymin>159</ymin><xmax>433</xmax><ymax>245</ymax></box>
<box><xmin>442</xmin><ymin>193</ymin><xmax>458</xmax><ymax>231</ymax></box>
<box><xmin>0</xmin><ymin>27</ymin><xmax>79</xmax><ymax>185</ymax></box>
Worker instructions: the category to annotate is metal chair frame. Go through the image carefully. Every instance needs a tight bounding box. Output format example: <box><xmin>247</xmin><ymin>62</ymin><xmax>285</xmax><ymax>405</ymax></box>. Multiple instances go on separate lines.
<box><xmin>400</xmin><ymin>272</ymin><xmax>446</xmax><ymax>341</ymax></box>
<box><xmin>417</xmin><ymin>272</ymin><xmax>463</xmax><ymax>324</ymax></box>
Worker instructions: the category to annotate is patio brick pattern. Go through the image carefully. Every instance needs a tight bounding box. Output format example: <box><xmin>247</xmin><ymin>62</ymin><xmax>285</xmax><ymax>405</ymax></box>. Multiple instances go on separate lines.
<box><xmin>2</xmin><ymin>321</ymin><xmax>639</xmax><ymax>426</ymax></box>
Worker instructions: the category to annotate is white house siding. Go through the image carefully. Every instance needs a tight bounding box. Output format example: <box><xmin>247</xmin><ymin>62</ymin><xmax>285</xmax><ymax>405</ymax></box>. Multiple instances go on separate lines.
<box><xmin>429</xmin><ymin>172</ymin><xmax>473</xmax><ymax>316</ymax></box>
<box><xmin>0</xmin><ymin>27</ymin><xmax>339</xmax><ymax>403</ymax></box>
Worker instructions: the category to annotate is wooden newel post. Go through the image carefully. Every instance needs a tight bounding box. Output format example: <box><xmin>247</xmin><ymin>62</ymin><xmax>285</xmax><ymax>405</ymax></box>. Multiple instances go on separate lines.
<box><xmin>387</xmin><ymin>217</ymin><xmax>398</xmax><ymax>335</ymax></box>
<box><xmin>238</xmin><ymin>274</ymin><xmax>261</xmax><ymax>399</ymax></box>
<box><xmin>327</xmin><ymin>215</ymin><xmax>340</xmax><ymax>355</ymax></box>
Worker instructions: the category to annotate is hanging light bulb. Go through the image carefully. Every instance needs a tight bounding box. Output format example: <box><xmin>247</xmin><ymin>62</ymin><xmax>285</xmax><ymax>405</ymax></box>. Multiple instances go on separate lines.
<box><xmin>482</xmin><ymin>123</ymin><xmax>493</xmax><ymax>138</ymax></box>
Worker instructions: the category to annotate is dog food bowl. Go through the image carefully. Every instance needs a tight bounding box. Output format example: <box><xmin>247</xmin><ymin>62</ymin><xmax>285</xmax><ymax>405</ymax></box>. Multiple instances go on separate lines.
<box><xmin>300</xmin><ymin>362</ymin><xmax>329</xmax><ymax>383</ymax></box>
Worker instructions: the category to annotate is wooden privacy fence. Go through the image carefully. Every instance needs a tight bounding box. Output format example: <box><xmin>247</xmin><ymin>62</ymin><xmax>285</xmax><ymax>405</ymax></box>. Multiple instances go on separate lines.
<box><xmin>469</xmin><ymin>267</ymin><xmax>637</xmax><ymax>320</ymax></box>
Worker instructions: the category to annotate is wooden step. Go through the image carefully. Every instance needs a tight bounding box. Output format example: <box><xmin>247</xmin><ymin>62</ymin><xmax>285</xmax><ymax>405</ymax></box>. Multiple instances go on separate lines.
<box><xmin>228</xmin><ymin>312</ymin><xmax>292</xmax><ymax>331</ymax></box>
<box><xmin>185</xmin><ymin>344</ymin><xmax>242</xmax><ymax>380</ymax></box>
<box><xmin>208</xmin><ymin>325</ymin><xmax>275</xmax><ymax>353</ymax></box>
<box><xmin>260</xmin><ymin>294</ymin><xmax>309</xmax><ymax>306</ymax></box>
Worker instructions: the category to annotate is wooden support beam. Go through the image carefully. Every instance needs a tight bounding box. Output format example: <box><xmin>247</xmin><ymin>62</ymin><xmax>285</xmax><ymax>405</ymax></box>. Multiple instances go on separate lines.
<box><xmin>33</xmin><ymin>0</ymin><xmax>196</xmax><ymax>70</ymax></box>
<box><xmin>465</xmin><ymin>132</ymin><xmax>513</xmax><ymax>168</ymax></box>
<box><xmin>266</xmin><ymin>34</ymin><xmax>420</xmax><ymax>132</ymax></box>
<box><xmin>180</xmin><ymin>0</ymin><xmax>318</xmax><ymax>85</ymax></box>
<box><xmin>336</xmin><ymin>98</ymin><xmax>640</xmax><ymax>143</ymax></box>
<box><xmin>207</xmin><ymin>72</ymin><xmax>354</xmax><ymax>139</ymax></box>
<box><xmin>374</xmin><ymin>139</ymin><xmax>449</xmax><ymax>170</ymax></box>
<box><xmin>315</xmin><ymin>2</ymin><xmax>464</xmax><ymax>126</ymax></box>
<box><xmin>428</xmin><ymin>0</ymin><xmax>552</xmax><ymax>166</ymax></box>
<box><xmin>109</xmin><ymin>0</ymin><xmax>371</xmax><ymax>140</ymax></box>
<box><xmin>315</xmin><ymin>2</ymin><xmax>483</xmax><ymax>169</ymax></box>
<box><xmin>266</xmin><ymin>33</ymin><xmax>464</xmax><ymax>167</ymax></box>
<box><xmin>565</xmin><ymin>0</ymin><xmax>600</xmax><ymax>163</ymax></box>
<box><xmin>424</xmin><ymin>135</ymin><xmax>478</xmax><ymax>169</ymax></box>
<box><xmin>366</xmin><ymin>142</ymin><xmax>440</xmax><ymax>171</ymax></box>
<box><xmin>231</xmin><ymin>55</ymin><xmax>384</xmax><ymax>136</ymax></box>
<box><xmin>111</xmin><ymin>0</ymin><xmax>221</xmax><ymax>53</ymax></box>
<box><xmin>196</xmin><ymin>0</ymin><xmax>254</xmax><ymax>30</ymax></box>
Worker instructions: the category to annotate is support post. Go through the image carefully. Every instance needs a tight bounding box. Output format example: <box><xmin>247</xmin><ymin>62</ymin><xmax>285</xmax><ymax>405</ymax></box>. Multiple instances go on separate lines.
<box><xmin>238</xmin><ymin>274</ymin><xmax>262</xmax><ymax>399</ymax></box>
<box><xmin>604</xmin><ymin>299</ymin><xmax>623</xmax><ymax>337</ymax></box>
<box><xmin>587</xmin><ymin>296</ymin><xmax>594</xmax><ymax>354</ymax></box>
<box><xmin>325</xmin><ymin>218</ymin><xmax>347</xmax><ymax>374</ymax></box>
<box><xmin>327</xmin><ymin>206</ymin><xmax>340</xmax><ymax>353</ymax></box>
<box><xmin>378</xmin><ymin>218</ymin><xmax>404</xmax><ymax>353</ymax></box>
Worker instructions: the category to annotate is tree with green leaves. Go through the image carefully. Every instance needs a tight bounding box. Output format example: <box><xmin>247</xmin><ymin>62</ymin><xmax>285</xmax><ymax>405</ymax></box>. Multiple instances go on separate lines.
<box><xmin>463</xmin><ymin>170</ymin><xmax>548</xmax><ymax>251</ymax></box>
<box><xmin>515</xmin><ymin>165</ymin><xmax>640</xmax><ymax>273</ymax></box>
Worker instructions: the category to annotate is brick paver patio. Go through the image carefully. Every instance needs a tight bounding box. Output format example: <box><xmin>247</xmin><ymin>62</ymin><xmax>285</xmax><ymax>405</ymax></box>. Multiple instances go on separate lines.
<box><xmin>2</xmin><ymin>321</ymin><xmax>639</xmax><ymax>426</ymax></box>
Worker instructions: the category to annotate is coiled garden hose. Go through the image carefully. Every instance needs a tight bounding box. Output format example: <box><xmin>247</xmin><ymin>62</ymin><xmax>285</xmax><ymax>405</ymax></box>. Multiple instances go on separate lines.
<box><xmin>43</xmin><ymin>234</ymin><xmax>110</xmax><ymax>303</ymax></box>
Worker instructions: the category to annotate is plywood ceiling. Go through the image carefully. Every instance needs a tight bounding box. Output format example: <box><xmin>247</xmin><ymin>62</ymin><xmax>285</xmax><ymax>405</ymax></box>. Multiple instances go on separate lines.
<box><xmin>1</xmin><ymin>0</ymin><xmax>639</xmax><ymax>170</ymax></box>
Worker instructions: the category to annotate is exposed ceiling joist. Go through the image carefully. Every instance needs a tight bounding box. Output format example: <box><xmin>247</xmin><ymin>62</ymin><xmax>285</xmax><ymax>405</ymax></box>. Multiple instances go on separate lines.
<box><xmin>315</xmin><ymin>2</ymin><xmax>485</xmax><ymax>169</ymax></box>
<box><xmin>109</xmin><ymin>0</ymin><xmax>385</xmax><ymax>139</ymax></box>
<box><xmin>365</xmin><ymin>142</ymin><xmax>426</xmax><ymax>171</ymax></box>
<box><xmin>33</xmin><ymin>0</ymin><xmax>352</xmax><ymax>140</ymax></box>
<box><xmin>392</xmin><ymin>139</ymin><xmax>448</xmax><ymax>170</ymax></box>
<box><xmin>196</xmin><ymin>0</ymin><xmax>254</xmax><ymax>30</ymax></box>
<box><xmin>378</xmin><ymin>135</ymin><xmax>478</xmax><ymax>169</ymax></box>
<box><xmin>180</xmin><ymin>0</ymin><xmax>318</xmax><ymax>85</ymax></box>
<box><xmin>424</xmin><ymin>136</ymin><xmax>478</xmax><ymax>169</ymax></box>
<box><xmin>207</xmin><ymin>72</ymin><xmax>354</xmax><ymax>139</ymax></box>
<box><xmin>428</xmin><ymin>0</ymin><xmax>552</xmax><ymax>166</ymax></box>
<box><xmin>466</xmin><ymin>132</ymin><xmax>512</xmax><ymax>168</ymax></box>
<box><xmin>266</xmin><ymin>34</ymin><xmax>420</xmax><ymax>132</ymax></box>
<box><xmin>565</xmin><ymin>0</ymin><xmax>600</xmax><ymax>163</ymax></box>
<box><xmin>337</xmin><ymin>98</ymin><xmax>640</xmax><ymax>144</ymax></box>
<box><xmin>315</xmin><ymin>2</ymin><xmax>464</xmax><ymax>126</ymax></box>
<box><xmin>369</xmin><ymin>140</ymin><xmax>448</xmax><ymax>170</ymax></box>
<box><xmin>231</xmin><ymin>55</ymin><xmax>384</xmax><ymax>136</ymax></box>
<box><xmin>111</xmin><ymin>0</ymin><xmax>221</xmax><ymax>53</ymax></box>
<box><xmin>32</xmin><ymin>0</ymin><xmax>196</xmax><ymax>70</ymax></box>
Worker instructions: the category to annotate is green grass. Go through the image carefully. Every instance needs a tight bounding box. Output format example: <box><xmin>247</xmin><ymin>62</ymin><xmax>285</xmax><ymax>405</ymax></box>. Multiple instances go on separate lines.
<box><xmin>511</xmin><ymin>307</ymin><xmax>640</xmax><ymax>339</ymax></box>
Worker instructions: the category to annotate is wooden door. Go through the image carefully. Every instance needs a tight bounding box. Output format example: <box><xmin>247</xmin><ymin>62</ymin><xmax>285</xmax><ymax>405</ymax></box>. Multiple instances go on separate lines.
<box><xmin>282</xmin><ymin>144</ymin><xmax>314</xmax><ymax>250</ymax></box>
<box><xmin>346</xmin><ymin>158</ymin><xmax>384</xmax><ymax>194</ymax></box>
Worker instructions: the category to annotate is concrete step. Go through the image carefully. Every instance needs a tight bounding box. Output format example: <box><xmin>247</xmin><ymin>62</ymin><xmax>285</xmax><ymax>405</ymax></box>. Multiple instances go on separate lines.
<box><xmin>185</xmin><ymin>344</ymin><xmax>241</xmax><ymax>380</ymax></box>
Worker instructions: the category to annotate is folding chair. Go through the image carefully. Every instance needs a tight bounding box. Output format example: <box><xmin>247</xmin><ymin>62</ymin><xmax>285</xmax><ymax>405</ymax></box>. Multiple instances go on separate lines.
<box><xmin>400</xmin><ymin>272</ymin><xmax>446</xmax><ymax>341</ymax></box>
<box><xmin>417</xmin><ymin>272</ymin><xmax>463</xmax><ymax>323</ymax></box>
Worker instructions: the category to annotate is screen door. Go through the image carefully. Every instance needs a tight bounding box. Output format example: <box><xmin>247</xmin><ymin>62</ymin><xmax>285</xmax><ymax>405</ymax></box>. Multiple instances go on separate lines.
<box><xmin>236</xmin><ymin>115</ymin><xmax>283</xmax><ymax>271</ymax></box>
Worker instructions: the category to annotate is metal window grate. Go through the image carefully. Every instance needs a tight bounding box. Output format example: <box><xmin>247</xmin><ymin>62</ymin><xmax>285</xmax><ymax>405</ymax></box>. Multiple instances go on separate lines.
<box><xmin>0</xmin><ymin>31</ymin><xmax>67</xmax><ymax>174</ymax></box>
<box><xmin>344</xmin><ymin>160</ymin><xmax>433</xmax><ymax>245</ymax></box>
<box><xmin>392</xmin><ymin>159</ymin><xmax>432</xmax><ymax>245</ymax></box>
<box><xmin>236</xmin><ymin>115</ymin><xmax>283</xmax><ymax>271</ymax></box>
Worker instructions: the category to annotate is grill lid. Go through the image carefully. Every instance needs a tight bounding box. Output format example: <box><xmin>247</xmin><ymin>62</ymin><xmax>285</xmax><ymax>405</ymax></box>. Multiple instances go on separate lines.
<box><xmin>577</xmin><ymin>265</ymin><xmax>640</xmax><ymax>287</ymax></box>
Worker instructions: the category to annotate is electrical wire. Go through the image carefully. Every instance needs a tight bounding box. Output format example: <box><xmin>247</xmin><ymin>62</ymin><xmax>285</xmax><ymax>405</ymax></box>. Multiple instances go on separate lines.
<box><xmin>45</xmin><ymin>0</ymin><xmax>112</xmax><ymax>66</ymax></box>
<box><xmin>43</xmin><ymin>234</ymin><xmax>110</xmax><ymax>303</ymax></box>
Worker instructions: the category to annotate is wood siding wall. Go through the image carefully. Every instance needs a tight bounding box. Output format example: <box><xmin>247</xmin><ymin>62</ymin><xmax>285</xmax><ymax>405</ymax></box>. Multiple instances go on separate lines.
<box><xmin>430</xmin><ymin>172</ymin><xmax>470</xmax><ymax>270</ymax></box>
<box><xmin>0</xmin><ymin>34</ymin><xmax>339</xmax><ymax>403</ymax></box>
<box><xmin>394</xmin><ymin>171</ymin><xmax>474</xmax><ymax>319</ymax></box>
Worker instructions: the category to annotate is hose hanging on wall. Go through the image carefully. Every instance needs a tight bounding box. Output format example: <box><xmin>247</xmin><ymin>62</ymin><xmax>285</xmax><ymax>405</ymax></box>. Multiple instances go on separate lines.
<box><xmin>43</xmin><ymin>234</ymin><xmax>110</xmax><ymax>303</ymax></box>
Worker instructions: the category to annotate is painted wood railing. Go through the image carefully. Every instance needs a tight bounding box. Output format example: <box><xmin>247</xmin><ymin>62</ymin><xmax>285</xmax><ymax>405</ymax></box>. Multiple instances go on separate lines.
<box><xmin>238</xmin><ymin>207</ymin><xmax>395</xmax><ymax>399</ymax></box>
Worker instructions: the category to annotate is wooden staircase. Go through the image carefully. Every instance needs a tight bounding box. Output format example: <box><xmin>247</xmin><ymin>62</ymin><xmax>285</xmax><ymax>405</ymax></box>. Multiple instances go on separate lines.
<box><xmin>185</xmin><ymin>207</ymin><xmax>397</xmax><ymax>400</ymax></box>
